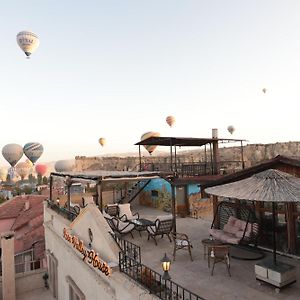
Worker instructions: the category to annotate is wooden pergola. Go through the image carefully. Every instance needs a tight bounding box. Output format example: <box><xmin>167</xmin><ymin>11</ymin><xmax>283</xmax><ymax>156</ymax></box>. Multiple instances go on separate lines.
<box><xmin>135</xmin><ymin>136</ymin><xmax>247</xmax><ymax>174</ymax></box>
<box><xmin>49</xmin><ymin>170</ymin><xmax>178</xmax><ymax>231</ymax></box>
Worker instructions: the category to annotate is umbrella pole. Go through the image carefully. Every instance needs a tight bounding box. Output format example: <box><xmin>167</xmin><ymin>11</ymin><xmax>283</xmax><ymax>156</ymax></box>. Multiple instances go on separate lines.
<box><xmin>272</xmin><ymin>202</ymin><xmax>277</xmax><ymax>265</ymax></box>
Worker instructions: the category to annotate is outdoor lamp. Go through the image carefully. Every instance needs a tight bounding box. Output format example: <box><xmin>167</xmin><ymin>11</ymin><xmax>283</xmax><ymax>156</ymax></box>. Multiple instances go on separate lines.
<box><xmin>56</xmin><ymin>197</ymin><xmax>60</xmax><ymax>206</ymax></box>
<box><xmin>161</xmin><ymin>252</ymin><xmax>171</xmax><ymax>280</ymax></box>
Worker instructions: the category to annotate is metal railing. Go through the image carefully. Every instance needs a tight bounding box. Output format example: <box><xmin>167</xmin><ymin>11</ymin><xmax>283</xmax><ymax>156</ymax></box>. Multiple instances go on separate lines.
<box><xmin>111</xmin><ymin>233</ymin><xmax>141</xmax><ymax>263</ymax></box>
<box><xmin>140</xmin><ymin>161</ymin><xmax>244</xmax><ymax>177</ymax></box>
<box><xmin>47</xmin><ymin>199</ymin><xmax>78</xmax><ymax>221</ymax></box>
<box><xmin>119</xmin><ymin>252</ymin><xmax>205</xmax><ymax>300</ymax></box>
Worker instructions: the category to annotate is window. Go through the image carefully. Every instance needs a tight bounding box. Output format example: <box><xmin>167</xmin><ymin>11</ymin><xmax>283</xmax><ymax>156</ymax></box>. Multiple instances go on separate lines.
<box><xmin>66</xmin><ymin>276</ymin><xmax>85</xmax><ymax>300</ymax></box>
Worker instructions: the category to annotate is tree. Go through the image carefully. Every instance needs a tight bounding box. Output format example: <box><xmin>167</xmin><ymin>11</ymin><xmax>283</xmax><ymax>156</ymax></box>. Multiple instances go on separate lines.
<box><xmin>42</xmin><ymin>176</ymin><xmax>48</xmax><ymax>185</ymax></box>
<box><xmin>37</xmin><ymin>174</ymin><xmax>42</xmax><ymax>185</ymax></box>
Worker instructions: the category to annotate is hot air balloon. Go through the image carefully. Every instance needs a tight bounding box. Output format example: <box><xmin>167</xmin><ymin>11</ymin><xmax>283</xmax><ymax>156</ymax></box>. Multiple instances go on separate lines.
<box><xmin>35</xmin><ymin>163</ymin><xmax>48</xmax><ymax>176</ymax></box>
<box><xmin>98</xmin><ymin>138</ymin><xmax>106</xmax><ymax>147</ymax></box>
<box><xmin>227</xmin><ymin>125</ymin><xmax>235</xmax><ymax>135</ymax></box>
<box><xmin>2</xmin><ymin>144</ymin><xmax>23</xmax><ymax>167</ymax></box>
<box><xmin>140</xmin><ymin>132</ymin><xmax>160</xmax><ymax>155</ymax></box>
<box><xmin>55</xmin><ymin>160</ymin><xmax>75</xmax><ymax>172</ymax></box>
<box><xmin>0</xmin><ymin>168</ymin><xmax>8</xmax><ymax>182</ymax></box>
<box><xmin>166</xmin><ymin>115</ymin><xmax>175</xmax><ymax>127</ymax></box>
<box><xmin>16</xmin><ymin>162</ymin><xmax>30</xmax><ymax>180</ymax></box>
<box><xmin>23</xmin><ymin>142</ymin><xmax>44</xmax><ymax>165</ymax></box>
<box><xmin>16</xmin><ymin>31</ymin><xmax>39</xmax><ymax>58</ymax></box>
<box><xmin>262</xmin><ymin>88</ymin><xmax>267</xmax><ymax>94</ymax></box>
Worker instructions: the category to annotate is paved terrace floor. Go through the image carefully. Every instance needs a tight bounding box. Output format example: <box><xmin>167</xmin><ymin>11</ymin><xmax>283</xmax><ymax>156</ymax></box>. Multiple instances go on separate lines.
<box><xmin>127</xmin><ymin>204</ymin><xmax>300</xmax><ymax>300</ymax></box>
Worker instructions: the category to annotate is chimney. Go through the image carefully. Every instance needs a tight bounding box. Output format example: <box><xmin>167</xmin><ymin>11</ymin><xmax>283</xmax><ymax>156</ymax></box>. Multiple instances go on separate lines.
<box><xmin>212</xmin><ymin>128</ymin><xmax>218</xmax><ymax>139</ymax></box>
<box><xmin>1</xmin><ymin>232</ymin><xmax>16</xmax><ymax>300</ymax></box>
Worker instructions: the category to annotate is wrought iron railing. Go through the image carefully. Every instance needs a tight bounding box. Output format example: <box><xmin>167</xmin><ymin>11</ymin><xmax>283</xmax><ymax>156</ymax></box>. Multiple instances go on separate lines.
<box><xmin>119</xmin><ymin>252</ymin><xmax>205</xmax><ymax>300</ymax></box>
<box><xmin>140</xmin><ymin>161</ymin><xmax>244</xmax><ymax>177</ymax></box>
<box><xmin>47</xmin><ymin>199</ymin><xmax>78</xmax><ymax>221</ymax></box>
<box><xmin>111</xmin><ymin>233</ymin><xmax>141</xmax><ymax>263</ymax></box>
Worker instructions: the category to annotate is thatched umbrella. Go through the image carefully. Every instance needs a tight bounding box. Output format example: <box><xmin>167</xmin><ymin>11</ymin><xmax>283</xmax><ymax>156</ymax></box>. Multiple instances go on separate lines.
<box><xmin>205</xmin><ymin>169</ymin><xmax>300</xmax><ymax>265</ymax></box>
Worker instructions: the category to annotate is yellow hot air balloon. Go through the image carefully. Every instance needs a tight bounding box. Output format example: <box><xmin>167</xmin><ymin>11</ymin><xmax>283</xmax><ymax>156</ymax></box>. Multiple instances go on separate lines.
<box><xmin>98</xmin><ymin>138</ymin><xmax>106</xmax><ymax>147</ymax></box>
<box><xmin>227</xmin><ymin>125</ymin><xmax>235</xmax><ymax>135</ymax></box>
<box><xmin>140</xmin><ymin>132</ymin><xmax>160</xmax><ymax>155</ymax></box>
<box><xmin>16</xmin><ymin>31</ymin><xmax>39</xmax><ymax>59</ymax></box>
<box><xmin>0</xmin><ymin>168</ymin><xmax>8</xmax><ymax>182</ymax></box>
<box><xmin>166</xmin><ymin>115</ymin><xmax>175</xmax><ymax>127</ymax></box>
<box><xmin>16</xmin><ymin>162</ymin><xmax>30</xmax><ymax>180</ymax></box>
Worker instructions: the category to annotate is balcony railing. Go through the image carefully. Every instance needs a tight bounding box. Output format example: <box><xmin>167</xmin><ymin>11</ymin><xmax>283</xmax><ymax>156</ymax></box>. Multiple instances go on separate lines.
<box><xmin>140</xmin><ymin>161</ymin><xmax>244</xmax><ymax>177</ymax></box>
<box><xmin>119</xmin><ymin>252</ymin><xmax>205</xmax><ymax>300</ymax></box>
<box><xmin>47</xmin><ymin>199</ymin><xmax>79</xmax><ymax>221</ymax></box>
<box><xmin>111</xmin><ymin>233</ymin><xmax>141</xmax><ymax>263</ymax></box>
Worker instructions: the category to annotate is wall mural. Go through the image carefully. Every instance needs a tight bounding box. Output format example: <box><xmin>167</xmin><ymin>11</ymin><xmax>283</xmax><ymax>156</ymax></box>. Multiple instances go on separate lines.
<box><xmin>139</xmin><ymin>179</ymin><xmax>212</xmax><ymax>218</ymax></box>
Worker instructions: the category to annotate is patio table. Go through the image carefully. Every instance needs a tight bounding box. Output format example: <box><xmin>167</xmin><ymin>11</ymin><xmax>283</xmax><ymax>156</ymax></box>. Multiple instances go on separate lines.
<box><xmin>130</xmin><ymin>218</ymin><xmax>155</xmax><ymax>237</ymax></box>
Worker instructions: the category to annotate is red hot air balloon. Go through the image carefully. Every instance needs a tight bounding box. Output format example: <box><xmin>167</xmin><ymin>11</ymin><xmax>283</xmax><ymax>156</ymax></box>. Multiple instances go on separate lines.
<box><xmin>35</xmin><ymin>164</ymin><xmax>47</xmax><ymax>176</ymax></box>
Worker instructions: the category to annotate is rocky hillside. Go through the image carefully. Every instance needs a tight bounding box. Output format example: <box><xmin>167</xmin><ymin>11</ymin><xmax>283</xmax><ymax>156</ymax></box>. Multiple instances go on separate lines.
<box><xmin>74</xmin><ymin>141</ymin><xmax>300</xmax><ymax>172</ymax></box>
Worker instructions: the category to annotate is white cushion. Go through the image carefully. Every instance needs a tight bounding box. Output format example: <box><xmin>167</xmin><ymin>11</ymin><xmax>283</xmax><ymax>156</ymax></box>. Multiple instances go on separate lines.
<box><xmin>176</xmin><ymin>239</ymin><xmax>189</xmax><ymax>246</ymax></box>
<box><xmin>102</xmin><ymin>211</ymin><xmax>112</xmax><ymax>219</ymax></box>
<box><xmin>118</xmin><ymin>204</ymin><xmax>133</xmax><ymax>219</ymax></box>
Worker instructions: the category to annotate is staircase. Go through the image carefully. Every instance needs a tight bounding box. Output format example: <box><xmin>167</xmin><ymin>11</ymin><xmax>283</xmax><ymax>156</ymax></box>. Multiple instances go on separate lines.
<box><xmin>117</xmin><ymin>180</ymin><xmax>151</xmax><ymax>204</ymax></box>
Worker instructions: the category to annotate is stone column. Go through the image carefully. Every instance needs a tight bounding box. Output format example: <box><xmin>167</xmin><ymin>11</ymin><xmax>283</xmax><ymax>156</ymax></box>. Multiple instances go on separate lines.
<box><xmin>1</xmin><ymin>232</ymin><xmax>16</xmax><ymax>300</ymax></box>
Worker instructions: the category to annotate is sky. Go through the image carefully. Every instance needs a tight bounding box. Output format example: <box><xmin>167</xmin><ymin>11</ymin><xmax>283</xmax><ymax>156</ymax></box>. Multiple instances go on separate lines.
<box><xmin>0</xmin><ymin>1</ymin><xmax>299</xmax><ymax>165</ymax></box>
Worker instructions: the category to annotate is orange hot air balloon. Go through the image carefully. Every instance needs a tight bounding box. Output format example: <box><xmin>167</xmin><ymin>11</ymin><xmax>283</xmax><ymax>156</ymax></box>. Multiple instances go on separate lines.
<box><xmin>35</xmin><ymin>164</ymin><xmax>47</xmax><ymax>176</ymax></box>
<box><xmin>140</xmin><ymin>132</ymin><xmax>160</xmax><ymax>155</ymax></box>
<box><xmin>166</xmin><ymin>115</ymin><xmax>175</xmax><ymax>127</ymax></box>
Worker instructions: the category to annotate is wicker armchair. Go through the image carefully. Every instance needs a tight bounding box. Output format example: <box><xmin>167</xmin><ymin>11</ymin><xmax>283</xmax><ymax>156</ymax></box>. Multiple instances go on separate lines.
<box><xmin>146</xmin><ymin>215</ymin><xmax>173</xmax><ymax>245</ymax></box>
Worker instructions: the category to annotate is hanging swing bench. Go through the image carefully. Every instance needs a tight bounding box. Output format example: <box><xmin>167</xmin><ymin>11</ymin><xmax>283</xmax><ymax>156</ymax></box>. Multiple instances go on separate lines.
<box><xmin>209</xmin><ymin>201</ymin><xmax>260</xmax><ymax>247</ymax></box>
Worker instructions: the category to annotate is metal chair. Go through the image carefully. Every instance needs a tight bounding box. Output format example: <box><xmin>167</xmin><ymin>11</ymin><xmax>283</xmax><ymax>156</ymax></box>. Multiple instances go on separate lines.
<box><xmin>146</xmin><ymin>215</ymin><xmax>173</xmax><ymax>245</ymax></box>
<box><xmin>171</xmin><ymin>232</ymin><xmax>193</xmax><ymax>261</ymax></box>
<box><xmin>209</xmin><ymin>245</ymin><xmax>231</xmax><ymax>276</ymax></box>
<box><xmin>104</xmin><ymin>216</ymin><xmax>135</xmax><ymax>238</ymax></box>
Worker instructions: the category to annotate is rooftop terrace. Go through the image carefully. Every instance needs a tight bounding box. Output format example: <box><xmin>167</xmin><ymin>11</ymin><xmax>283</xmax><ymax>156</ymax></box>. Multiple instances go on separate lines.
<box><xmin>123</xmin><ymin>204</ymin><xmax>300</xmax><ymax>300</ymax></box>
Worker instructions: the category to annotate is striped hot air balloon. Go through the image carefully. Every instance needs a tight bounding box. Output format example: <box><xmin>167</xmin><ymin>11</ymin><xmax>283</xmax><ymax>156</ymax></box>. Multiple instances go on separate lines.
<box><xmin>23</xmin><ymin>142</ymin><xmax>44</xmax><ymax>165</ymax></box>
<box><xmin>140</xmin><ymin>132</ymin><xmax>160</xmax><ymax>155</ymax></box>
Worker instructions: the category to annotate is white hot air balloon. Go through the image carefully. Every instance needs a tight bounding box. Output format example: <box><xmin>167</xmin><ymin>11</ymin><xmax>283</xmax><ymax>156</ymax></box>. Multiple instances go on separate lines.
<box><xmin>227</xmin><ymin>125</ymin><xmax>235</xmax><ymax>135</ymax></box>
<box><xmin>16</xmin><ymin>31</ymin><xmax>39</xmax><ymax>58</ymax></box>
<box><xmin>2</xmin><ymin>144</ymin><xmax>23</xmax><ymax>167</ymax></box>
<box><xmin>55</xmin><ymin>160</ymin><xmax>75</xmax><ymax>172</ymax></box>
